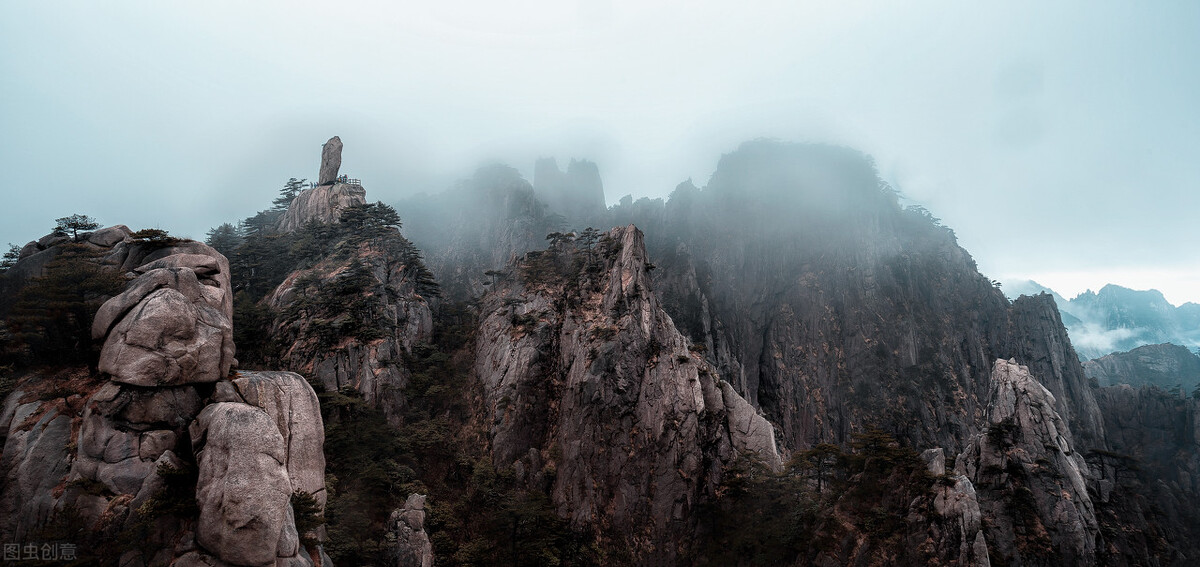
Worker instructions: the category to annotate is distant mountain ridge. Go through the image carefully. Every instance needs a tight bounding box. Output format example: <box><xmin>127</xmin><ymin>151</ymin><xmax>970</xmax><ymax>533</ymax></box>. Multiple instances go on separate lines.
<box><xmin>1005</xmin><ymin>279</ymin><xmax>1200</xmax><ymax>360</ymax></box>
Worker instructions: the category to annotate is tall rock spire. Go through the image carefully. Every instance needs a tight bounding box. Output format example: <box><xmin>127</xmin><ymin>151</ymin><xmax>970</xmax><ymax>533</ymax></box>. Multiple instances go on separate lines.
<box><xmin>318</xmin><ymin>136</ymin><xmax>343</xmax><ymax>185</ymax></box>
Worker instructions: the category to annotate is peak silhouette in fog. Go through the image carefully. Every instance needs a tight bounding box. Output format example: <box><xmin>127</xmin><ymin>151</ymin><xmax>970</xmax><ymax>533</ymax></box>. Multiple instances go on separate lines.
<box><xmin>2</xmin><ymin>2</ymin><xmax>1198</xmax><ymax>302</ymax></box>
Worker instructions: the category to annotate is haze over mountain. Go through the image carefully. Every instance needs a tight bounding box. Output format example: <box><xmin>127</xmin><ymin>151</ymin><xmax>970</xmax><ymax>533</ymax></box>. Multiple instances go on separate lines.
<box><xmin>1005</xmin><ymin>279</ymin><xmax>1200</xmax><ymax>360</ymax></box>
<box><xmin>3</xmin><ymin>2</ymin><xmax>1200</xmax><ymax>305</ymax></box>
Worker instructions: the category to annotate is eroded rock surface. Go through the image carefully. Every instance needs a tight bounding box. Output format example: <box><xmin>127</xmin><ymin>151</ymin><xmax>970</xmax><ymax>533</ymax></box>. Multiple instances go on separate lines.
<box><xmin>318</xmin><ymin>136</ymin><xmax>343</xmax><ymax>185</ymax></box>
<box><xmin>388</xmin><ymin>493</ymin><xmax>433</xmax><ymax>567</ymax></box>
<box><xmin>191</xmin><ymin>402</ymin><xmax>291</xmax><ymax>566</ymax></box>
<box><xmin>475</xmin><ymin>225</ymin><xmax>780</xmax><ymax>561</ymax></box>
<box><xmin>956</xmin><ymin>358</ymin><xmax>1098</xmax><ymax>565</ymax></box>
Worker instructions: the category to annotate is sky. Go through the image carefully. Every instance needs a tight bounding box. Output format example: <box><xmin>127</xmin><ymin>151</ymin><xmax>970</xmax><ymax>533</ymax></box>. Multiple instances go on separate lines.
<box><xmin>2</xmin><ymin>1</ymin><xmax>1198</xmax><ymax>304</ymax></box>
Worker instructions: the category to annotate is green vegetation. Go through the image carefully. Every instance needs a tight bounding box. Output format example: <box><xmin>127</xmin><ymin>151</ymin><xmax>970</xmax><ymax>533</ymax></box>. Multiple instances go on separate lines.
<box><xmin>4</xmin><ymin>242</ymin><xmax>125</xmax><ymax>366</ymax></box>
<box><xmin>694</xmin><ymin>426</ymin><xmax>937</xmax><ymax>566</ymax></box>
<box><xmin>53</xmin><ymin>213</ymin><xmax>99</xmax><ymax>241</ymax></box>
<box><xmin>315</xmin><ymin>305</ymin><xmax>598</xmax><ymax>566</ymax></box>
<box><xmin>214</xmin><ymin>198</ymin><xmax>439</xmax><ymax>368</ymax></box>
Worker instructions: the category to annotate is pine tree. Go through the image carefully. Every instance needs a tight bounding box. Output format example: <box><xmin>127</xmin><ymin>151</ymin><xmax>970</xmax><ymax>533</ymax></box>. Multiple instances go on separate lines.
<box><xmin>205</xmin><ymin>223</ymin><xmax>243</xmax><ymax>257</ymax></box>
<box><xmin>272</xmin><ymin>178</ymin><xmax>308</xmax><ymax>211</ymax></box>
<box><xmin>53</xmin><ymin>214</ymin><xmax>100</xmax><ymax>241</ymax></box>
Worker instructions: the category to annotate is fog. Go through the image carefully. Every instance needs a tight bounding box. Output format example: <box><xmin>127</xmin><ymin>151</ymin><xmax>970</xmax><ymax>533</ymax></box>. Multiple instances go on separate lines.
<box><xmin>2</xmin><ymin>1</ymin><xmax>1198</xmax><ymax>303</ymax></box>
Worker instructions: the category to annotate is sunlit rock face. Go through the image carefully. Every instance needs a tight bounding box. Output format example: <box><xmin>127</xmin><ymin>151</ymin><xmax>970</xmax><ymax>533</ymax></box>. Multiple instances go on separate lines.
<box><xmin>474</xmin><ymin>224</ymin><xmax>780</xmax><ymax>562</ymax></box>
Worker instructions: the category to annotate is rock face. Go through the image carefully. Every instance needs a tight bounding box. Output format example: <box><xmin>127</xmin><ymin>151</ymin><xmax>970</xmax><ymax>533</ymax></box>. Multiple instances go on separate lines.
<box><xmin>276</xmin><ymin>182</ymin><xmax>367</xmax><ymax>233</ymax></box>
<box><xmin>474</xmin><ymin>225</ymin><xmax>780</xmax><ymax>561</ymax></box>
<box><xmin>94</xmin><ymin>267</ymin><xmax>235</xmax><ymax>386</ymax></box>
<box><xmin>956</xmin><ymin>359</ymin><xmax>1098</xmax><ymax>566</ymax></box>
<box><xmin>265</xmin><ymin>232</ymin><xmax>433</xmax><ymax>425</ymax></box>
<box><xmin>0</xmin><ymin>233</ymin><xmax>327</xmax><ymax>566</ymax></box>
<box><xmin>630</xmin><ymin>141</ymin><xmax>1104</xmax><ymax>455</ymax></box>
<box><xmin>533</xmin><ymin>157</ymin><xmax>607</xmax><ymax>227</ymax></box>
<box><xmin>1084</xmin><ymin>342</ymin><xmax>1200</xmax><ymax>389</ymax></box>
<box><xmin>400</xmin><ymin>164</ymin><xmax>570</xmax><ymax>300</ymax></box>
<box><xmin>388</xmin><ymin>494</ymin><xmax>433</xmax><ymax>567</ymax></box>
<box><xmin>318</xmin><ymin>136</ymin><xmax>343</xmax><ymax>185</ymax></box>
<box><xmin>191</xmin><ymin>402</ymin><xmax>292</xmax><ymax>566</ymax></box>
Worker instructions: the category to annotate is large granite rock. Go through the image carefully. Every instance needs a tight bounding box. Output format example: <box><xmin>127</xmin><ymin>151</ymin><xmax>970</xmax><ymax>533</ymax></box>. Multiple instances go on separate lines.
<box><xmin>97</xmin><ymin>276</ymin><xmax>232</xmax><ymax>386</ymax></box>
<box><xmin>275</xmin><ymin>183</ymin><xmax>366</xmax><ymax>233</ymax></box>
<box><xmin>191</xmin><ymin>402</ymin><xmax>292</xmax><ymax>566</ymax></box>
<box><xmin>956</xmin><ymin>358</ymin><xmax>1098</xmax><ymax>565</ymax></box>
<box><xmin>232</xmin><ymin>372</ymin><xmax>326</xmax><ymax>507</ymax></box>
<box><xmin>318</xmin><ymin>136</ymin><xmax>342</xmax><ymax>185</ymax></box>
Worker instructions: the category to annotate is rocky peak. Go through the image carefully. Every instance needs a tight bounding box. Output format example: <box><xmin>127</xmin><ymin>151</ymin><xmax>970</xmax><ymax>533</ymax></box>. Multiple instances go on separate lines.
<box><xmin>318</xmin><ymin>135</ymin><xmax>343</xmax><ymax>185</ymax></box>
<box><xmin>956</xmin><ymin>358</ymin><xmax>1098</xmax><ymax>565</ymax></box>
<box><xmin>532</xmin><ymin>156</ymin><xmax>607</xmax><ymax>226</ymax></box>
<box><xmin>278</xmin><ymin>136</ymin><xmax>366</xmax><ymax>233</ymax></box>
<box><xmin>1084</xmin><ymin>342</ymin><xmax>1200</xmax><ymax>390</ymax></box>
<box><xmin>474</xmin><ymin>224</ymin><xmax>779</xmax><ymax>561</ymax></box>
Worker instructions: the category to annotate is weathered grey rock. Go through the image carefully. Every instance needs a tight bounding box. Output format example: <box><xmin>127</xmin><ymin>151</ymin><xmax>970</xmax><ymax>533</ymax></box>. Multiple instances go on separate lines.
<box><xmin>95</xmin><ymin>259</ymin><xmax>234</xmax><ymax>387</ymax></box>
<box><xmin>0</xmin><ymin>403</ymin><xmax>73</xmax><ymax>540</ymax></box>
<box><xmin>277</xmin><ymin>504</ymin><xmax>300</xmax><ymax>558</ymax></box>
<box><xmin>212</xmin><ymin>380</ymin><xmax>244</xmax><ymax>403</ymax></box>
<box><xmin>139</xmin><ymin>430</ymin><xmax>177</xmax><ymax>460</ymax></box>
<box><xmin>473</xmin><ymin>225</ymin><xmax>780</xmax><ymax>560</ymax></box>
<box><xmin>37</xmin><ymin>232</ymin><xmax>69</xmax><ymax>248</ymax></box>
<box><xmin>922</xmin><ymin>447</ymin><xmax>946</xmax><ymax>476</ymax></box>
<box><xmin>719</xmin><ymin>380</ymin><xmax>781</xmax><ymax>465</ymax></box>
<box><xmin>191</xmin><ymin>402</ymin><xmax>291</xmax><ymax>566</ymax></box>
<box><xmin>388</xmin><ymin>494</ymin><xmax>433</xmax><ymax>567</ymax></box>
<box><xmin>932</xmin><ymin>474</ymin><xmax>989</xmax><ymax>566</ymax></box>
<box><xmin>17</xmin><ymin>240</ymin><xmax>38</xmax><ymax>259</ymax></box>
<box><xmin>88</xmin><ymin>225</ymin><xmax>132</xmax><ymax>247</ymax></box>
<box><xmin>75</xmin><ymin>407</ymin><xmax>156</xmax><ymax>495</ymax></box>
<box><xmin>136</xmin><ymin>253</ymin><xmax>222</xmax><ymax>278</ymax></box>
<box><xmin>232</xmin><ymin>372</ymin><xmax>326</xmax><ymax>506</ymax></box>
<box><xmin>94</xmin><ymin>384</ymin><xmax>204</xmax><ymax>430</ymax></box>
<box><xmin>956</xmin><ymin>358</ymin><xmax>1098</xmax><ymax>565</ymax></box>
<box><xmin>100</xmin><ymin>286</ymin><xmax>230</xmax><ymax>386</ymax></box>
<box><xmin>318</xmin><ymin>136</ymin><xmax>342</xmax><ymax>185</ymax></box>
<box><xmin>275</xmin><ymin>183</ymin><xmax>366</xmax><ymax>233</ymax></box>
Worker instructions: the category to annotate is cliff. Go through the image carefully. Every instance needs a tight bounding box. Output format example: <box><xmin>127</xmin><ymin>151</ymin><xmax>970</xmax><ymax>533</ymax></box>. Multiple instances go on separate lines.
<box><xmin>474</xmin><ymin>225</ymin><xmax>779</xmax><ymax>561</ymax></box>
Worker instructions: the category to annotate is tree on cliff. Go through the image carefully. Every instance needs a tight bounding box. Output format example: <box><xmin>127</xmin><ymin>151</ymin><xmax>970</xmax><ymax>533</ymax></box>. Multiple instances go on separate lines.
<box><xmin>53</xmin><ymin>214</ymin><xmax>100</xmax><ymax>241</ymax></box>
<box><xmin>272</xmin><ymin>177</ymin><xmax>308</xmax><ymax>211</ymax></box>
<box><xmin>0</xmin><ymin>244</ymin><xmax>19</xmax><ymax>270</ymax></box>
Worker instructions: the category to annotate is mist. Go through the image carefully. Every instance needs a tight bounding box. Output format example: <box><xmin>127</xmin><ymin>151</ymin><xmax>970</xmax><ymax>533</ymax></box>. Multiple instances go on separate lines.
<box><xmin>2</xmin><ymin>1</ymin><xmax>1199</xmax><ymax>302</ymax></box>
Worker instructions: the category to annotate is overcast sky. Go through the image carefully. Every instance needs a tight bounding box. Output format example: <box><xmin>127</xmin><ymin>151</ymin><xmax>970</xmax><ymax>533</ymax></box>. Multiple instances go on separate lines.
<box><xmin>2</xmin><ymin>1</ymin><xmax>1197</xmax><ymax>304</ymax></box>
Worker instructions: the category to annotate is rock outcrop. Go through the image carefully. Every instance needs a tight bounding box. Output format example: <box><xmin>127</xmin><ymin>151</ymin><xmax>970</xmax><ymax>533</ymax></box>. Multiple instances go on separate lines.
<box><xmin>1084</xmin><ymin>342</ymin><xmax>1200</xmax><ymax>389</ymax></box>
<box><xmin>956</xmin><ymin>358</ymin><xmax>1098</xmax><ymax>566</ymax></box>
<box><xmin>265</xmin><ymin>223</ymin><xmax>433</xmax><ymax>425</ymax></box>
<box><xmin>276</xmin><ymin>182</ymin><xmax>367</xmax><ymax>233</ymax></box>
<box><xmin>475</xmin><ymin>225</ymin><xmax>780</xmax><ymax>561</ymax></box>
<box><xmin>191</xmin><ymin>402</ymin><xmax>293</xmax><ymax>566</ymax></box>
<box><xmin>318</xmin><ymin>136</ymin><xmax>343</xmax><ymax>185</ymax></box>
<box><xmin>0</xmin><ymin>232</ymin><xmax>328</xmax><ymax>566</ymax></box>
<box><xmin>388</xmin><ymin>494</ymin><xmax>433</xmax><ymax>567</ymax></box>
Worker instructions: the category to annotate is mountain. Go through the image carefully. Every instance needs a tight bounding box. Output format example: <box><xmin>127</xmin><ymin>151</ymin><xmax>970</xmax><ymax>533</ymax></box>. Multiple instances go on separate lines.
<box><xmin>1005</xmin><ymin>280</ymin><xmax>1200</xmax><ymax>360</ymax></box>
<box><xmin>1084</xmin><ymin>343</ymin><xmax>1200</xmax><ymax>391</ymax></box>
<box><xmin>2</xmin><ymin>137</ymin><xmax>1199</xmax><ymax>566</ymax></box>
